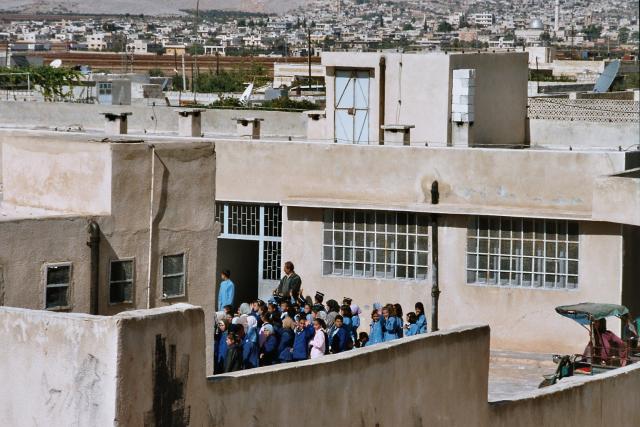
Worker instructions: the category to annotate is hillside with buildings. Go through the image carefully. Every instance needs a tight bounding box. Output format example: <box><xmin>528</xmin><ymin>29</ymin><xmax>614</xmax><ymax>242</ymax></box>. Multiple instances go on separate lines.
<box><xmin>1</xmin><ymin>0</ymin><xmax>303</xmax><ymax>14</ymax></box>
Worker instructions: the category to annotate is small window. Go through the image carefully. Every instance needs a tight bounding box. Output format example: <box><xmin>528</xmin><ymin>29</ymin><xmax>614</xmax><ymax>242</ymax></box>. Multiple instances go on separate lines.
<box><xmin>109</xmin><ymin>259</ymin><xmax>134</xmax><ymax>304</ymax></box>
<box><xmin>162</xmin><ymin>254</ymin><xmax>185</xmax><ymax>298</ymax></box>
<box><xmin>45</xmin><ymin>263</ymin><xmax>71</xmax><ymax>309</ymax></box>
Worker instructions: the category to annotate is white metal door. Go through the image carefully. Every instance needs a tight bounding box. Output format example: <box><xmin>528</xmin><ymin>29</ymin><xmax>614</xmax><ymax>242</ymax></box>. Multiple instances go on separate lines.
<box><xmin>335</xmin><ymin>69</ymin><xmax>370</xmax><ymax>144</ymax></box>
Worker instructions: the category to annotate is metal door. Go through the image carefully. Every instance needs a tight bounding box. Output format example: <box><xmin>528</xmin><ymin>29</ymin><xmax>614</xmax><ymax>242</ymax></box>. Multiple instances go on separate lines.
<box><xmin>97</xmin><ymin>82</ymin><xmax>112</xmax><ymax>105</ymax></box>
<box><xmin>334</xmin><ymin>69</ymin><xmax>370</xmax><ymax>144</ymax></box>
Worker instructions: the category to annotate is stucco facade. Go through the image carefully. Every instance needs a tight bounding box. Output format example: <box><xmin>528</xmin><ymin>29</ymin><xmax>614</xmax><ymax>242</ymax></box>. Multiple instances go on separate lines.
<box><xmin>0</xmin><ymin>132</ymin><xmax>218</xmax><ymax>371</ymax></box>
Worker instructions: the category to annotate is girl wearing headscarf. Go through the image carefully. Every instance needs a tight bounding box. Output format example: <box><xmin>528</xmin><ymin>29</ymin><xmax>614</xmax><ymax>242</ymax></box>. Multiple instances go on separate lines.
<box><xmin>242</xmin><ymin>316</ymin><xmax>259</xmax><ymax>369</ymax></box>
<box><xmin>310</xmin><ymin>318</ymin><xmax>327</xmax><ymax>359</ymax></box>
<box><xmin>259</xmin><ymin>324</ymin><xmax>278</xmax><ymax>366</ymax></box>
<box><xmin>238</xmin><ymin>302</ymin><xmax>252</xmax><ymax>316</ymax></box>
<box><xmin>367</xmin><ymin>309</ymin><xmax>384</xmax><ymax>346</ymax></box>
<box><xmin>415</xmin><ymin>302</ymin><xmax>427</xmax><ymax>334</ymax></box>
<box><xmin>214</xmin><ymin>318</ymin><xmax>230</xmax><ymax>374</ymax></box>
<box><xmin>325</xmin><ymin>299</ymin><xmax>340</xmax><ymax>330</ymax></box>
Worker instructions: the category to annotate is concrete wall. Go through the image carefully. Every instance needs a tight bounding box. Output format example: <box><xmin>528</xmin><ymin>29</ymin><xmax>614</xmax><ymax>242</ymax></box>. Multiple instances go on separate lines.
<box><xmin>529</xmin><ymin>119</ymin><xmax>640</xmax><ymax>149</ymax></box>
<box><xmin>0</xmin><ymin>102</ymin><xmax>307</xmax><ymax>139</ymax></box>
<box><xmin>450</xmin><ymin>52</ymin><xmax>529</xmax><ymax>147</ymax></box>
<box><xmin>322</xmin><ymin>51</ymin><xmax>528</xmax><ymax>146</ymax></box>
<box><xmin>0</xmin><ymin>307</ymin><xmax>118</xmax><ymax>426</ymax></box>
<box><xmin>2</xmin><ymin>138</ymin><xmax>112</xmax><ymax>214</ymax></box>
<box><xmin>490</xmin><ymin>363</ymin><xmax>640</xmax><ymax>427</ymax></box>
<box><xmin>593</xmin><ymin>171</ymin><xmax>640</xmax><ymax>227</ymax></box>
<box><xmin>2</xmin><ymin>304</ymin><xmax>639</xmax><ymax>427</ymax></box>
<box><xmin>0</xmin><ymin>132</ymin><xmax>218</xmax><ymax>373</ymax></box>
<box><xmin>283</xmin><ymin>208</ymin><xmax>624</xmax><ymax>353</ymax></box>
<box><xmin>215</xmin><ymin>140</ymin><xmax>627</xmax><ymax>216</ymax></box>
<box><xmin>207</xmin><ymin>324</ymin><xmax>491</xmax><ymax>427</ymax></box>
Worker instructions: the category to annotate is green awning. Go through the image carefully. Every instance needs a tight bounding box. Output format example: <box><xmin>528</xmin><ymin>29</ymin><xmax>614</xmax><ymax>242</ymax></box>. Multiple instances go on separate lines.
<box><xmin>556</xmin><ymin>303</ymin><xmax>629</xmax><ymax>325</ymax></box>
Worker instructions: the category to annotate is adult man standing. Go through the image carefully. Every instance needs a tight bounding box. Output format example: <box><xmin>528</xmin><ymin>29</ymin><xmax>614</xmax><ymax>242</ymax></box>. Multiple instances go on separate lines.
<box><xmin>275</xmin><ymin>261</ymin><xmax>302</xmax><ymax>303</ymax></box>
<box><xmin>218</xmin><ymin>269</ymin><xmax>235</xmax><ymax>311</ymax></box>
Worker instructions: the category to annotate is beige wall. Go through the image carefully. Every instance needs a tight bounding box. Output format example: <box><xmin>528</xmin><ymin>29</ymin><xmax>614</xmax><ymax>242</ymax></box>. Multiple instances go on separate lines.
<box><xmin>2</xmin><ymin>138</ymin><xmax>112</xmax><ymax>214</ymax></box>
<box><xmin>2</xmin><ymin>304</ymin><xmax>639</xmax><ymax>427</ymax></box>
<box><xmin>283</xmin><ymin>208</ymin><xmax>625</xmax><ymax>353</ymax></box>
<box><xmin>0</xmin><ymin>133</ymin><xmax>218</xmax><ymax>373</ymax></box>
<box><xmin>215</xmin><ymin>140</ymin><xmax>627</xmax><ymax>216</ymax></box>
<box><xmin>593</xmin><ymin>172</ymin><xmax>640</xmax><ymax>227</ymax></box>
<box><xmin>0</xmin><ymin>307</ymin><xmax>118</xmax><ymax>426</ymax></box>
<box><xmin>322</xmin><ymin>51</ymin><xmax>528</xmax><ymax>146</ymax></box>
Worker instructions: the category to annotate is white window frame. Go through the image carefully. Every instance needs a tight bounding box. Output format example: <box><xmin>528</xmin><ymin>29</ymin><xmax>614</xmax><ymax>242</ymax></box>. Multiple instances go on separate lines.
<box><xmin>44</xmin><ymin>262</ymin><xmax>72</xmax><ymax>310</ymax></box>
<box><xmin>161</xmin><ymin>253</ymin><xmax>187</xmax><ymax>299</ymax></box>
<box><xmin>466</xmin><ymin>216</ymin><xmax>579</xmax><ymax>290</ymax></box>
<box><xmin>108</xmin><ymin>258</ymin><xmax>135</xmax><ymax>305</ymax></box>
<box><xmin>322</xmin><ymin>209</ymin><xmax>429</xmax><ymax>281</ymax></box>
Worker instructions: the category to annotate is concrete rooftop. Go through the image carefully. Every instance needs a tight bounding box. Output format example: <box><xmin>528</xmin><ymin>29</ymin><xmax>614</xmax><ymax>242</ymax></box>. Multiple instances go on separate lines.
<box><xmin>488</xmin><ymin>350</ymin><xmax>557</xmax><ymax>401</ymax></box>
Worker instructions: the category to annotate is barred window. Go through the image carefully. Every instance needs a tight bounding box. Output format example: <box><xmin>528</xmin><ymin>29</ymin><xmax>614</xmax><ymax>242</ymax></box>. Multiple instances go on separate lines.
<box><xmin>466</xmin><ymin>217</ymin><xmax>579</xmax><ymax>289</ymax></box>
<box><xmin>322</xmin><ymin>209</ymin><xmax>429</xmax><ymax>280</ymax></box>
<box><xmin>162</xmin><ymin>254</ymin><xmax>186</xmax><ymax>298</ymax></box>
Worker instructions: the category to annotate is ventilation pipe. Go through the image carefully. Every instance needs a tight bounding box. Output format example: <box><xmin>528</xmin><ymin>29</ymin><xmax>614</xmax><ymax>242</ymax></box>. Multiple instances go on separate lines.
<box><xmin>430</xmin><ymin>181</ymin><xmax>440</xmax><ymax>332</ymax></box>
<box><xmin>87</xmin><ymin>220</ymin><xmax>100</xmax><ymax>315</ymax></box>
<box><xmin>378</xmin><ymin>56</ymin><xmax>386</xmax><ymax>145</ymax></box>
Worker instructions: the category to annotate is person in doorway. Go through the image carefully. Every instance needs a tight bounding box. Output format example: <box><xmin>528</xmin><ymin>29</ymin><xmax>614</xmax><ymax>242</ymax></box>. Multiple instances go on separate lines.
<box><xmin>217</xmin><ymin>270</ymin><xmax>235</xmax><ymax>312</ymax></box>
<box><xmin>274</xmin><ymin>261</ymin><xmax>302</xmax><ymax>303</ymax></box>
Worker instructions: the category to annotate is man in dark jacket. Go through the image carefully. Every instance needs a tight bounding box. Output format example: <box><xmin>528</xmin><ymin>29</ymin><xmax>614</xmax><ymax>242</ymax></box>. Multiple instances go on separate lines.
<box><xmin>275</xmin><ymin>261</ymin><xmax>302</xmax><ymax>303</ymax></box>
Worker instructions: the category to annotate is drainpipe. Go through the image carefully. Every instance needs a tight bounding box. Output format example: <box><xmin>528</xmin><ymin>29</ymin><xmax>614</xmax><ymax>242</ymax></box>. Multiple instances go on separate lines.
<box><xmin>379</xmin><ymin>56</ymin><xmax>386</xmax><ymax>145</ymax></box>
<box><xmin>430</xmin><ymin>181</ymin><xmax>440</xmax><ymax>332</ymax></box>
<box><xmin>146</xmin><ymin>144</ymin><xmax>156</xmax><ymax>309</ymax></box>
<box><xmin>87</xmin><ymin>220</ymin><xmax>100</xmax><ymax>315</ymax></box>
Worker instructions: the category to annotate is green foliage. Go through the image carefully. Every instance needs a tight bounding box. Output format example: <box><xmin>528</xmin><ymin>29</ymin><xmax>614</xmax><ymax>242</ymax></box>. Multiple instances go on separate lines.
<box><xmin>187</xmin><ymin>44</ymin><xmax>204</xmax><ymax>55</ymax></box>
<box><xmin>208</xmin><ymin>96</ymin><xmax>242</xmax><ymax>108</ymax></box>
<box><xmin>149</xmin><ymin>68</ymin><xmax>165</xmax><ymax>77</ymax></box>
<box><xmin>618</xmin><ymin>27</ymin><xmax>630</xmax><ymax>44</ymax></box>
<box><xmin>583</xmin><ymin>24</ymin><xmax>602</xmax><ymax>41</ymax></box>
<box><xmin>260</xmin><ymin>97</ymin><xmax>317</xmax><ymax>110</ymax></box>
<box><xmin>437</xmin><ymin>21</ymin><xmax>453</xmax><ymax>33</ymax></box>
<box><xmin>0</xmin><ymin>66</ymin><xmax>81</xmax><ymax>101</ymax></box>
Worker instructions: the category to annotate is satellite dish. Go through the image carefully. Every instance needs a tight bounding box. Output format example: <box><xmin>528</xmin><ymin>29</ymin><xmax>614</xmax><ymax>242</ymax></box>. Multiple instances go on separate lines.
<box><xmin>49</xmin><ymin>59</ymin><xmax>63</xmax><ymax>68</ymax></box>
<box><xmin>593</xmin><ymin>60</ymin><xmax>620</xmax><ymax>93</ymax></box>
<box><xmin>239</xmin><ymin>82</ymin><xmax>254</xmax><ymax>105</ymax></box>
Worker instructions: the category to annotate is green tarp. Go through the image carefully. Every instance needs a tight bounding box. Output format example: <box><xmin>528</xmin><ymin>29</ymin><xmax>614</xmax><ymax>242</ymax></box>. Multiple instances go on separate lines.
<box><xmin>556</xmin><ymin>303</ymin><xmax>629</xmax><ymax>325</ymax></box>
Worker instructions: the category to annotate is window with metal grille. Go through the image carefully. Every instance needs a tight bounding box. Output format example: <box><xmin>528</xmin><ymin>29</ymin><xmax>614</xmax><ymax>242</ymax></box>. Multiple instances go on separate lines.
<box><xmin>263</xmin><ymin>241</ymin><xmax>281</xmax><ymax>281</ymax></box>
<box><xmin>264</xmin><ymin>205</ymin><xmax>282</xmax><ymax>237</ymax></box>
<box><xmin>227</xmin><ymin>203</ymin><xmax>260</xmax><ymax>236</ymax></box>
<box><xmin>45</xmin><ymin>263</ymin><xmax>71</xmax><ymax>309</ymax></box>
<box><xmin>322</xmin><ymin>209</ymin><xmax>429</xmax><ymax>280</ymax></box>
<box><xmin>162</xmin><ymin>254</ymin><xmax>186</xmax><ymax>298</ymax></box>
<box><xmin>466</xmin><ymin>216</ymin><xmax>579</xmax><ymax>289</ymax></box>
<box><xmin>109</xmin><ymin>259</ymin><xmax>134</xmax><ymax>304</ymax></box>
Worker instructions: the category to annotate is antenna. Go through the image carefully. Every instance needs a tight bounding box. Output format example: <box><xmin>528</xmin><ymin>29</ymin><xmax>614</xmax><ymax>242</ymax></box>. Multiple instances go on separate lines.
<box><xmin>593</xmin><ymin>59</ymin><xmax>620</xmax><ymax>93</ymax></box>
<box><xmin>239</xmin><ymin>83</ymin><xmax>254</xmax><ymax>106</ymax></box>
<box><xmin>49</xmin><ymin>59</ymin><xmax>62</xmax><ymax>68</ymax></box>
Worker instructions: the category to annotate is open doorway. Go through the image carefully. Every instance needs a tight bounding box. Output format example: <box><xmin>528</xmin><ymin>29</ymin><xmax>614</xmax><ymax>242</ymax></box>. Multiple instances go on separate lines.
<box><xmin>216</xmin><ymin>239</ymin><xmax>259</xmax><ymax>308</ymax></box>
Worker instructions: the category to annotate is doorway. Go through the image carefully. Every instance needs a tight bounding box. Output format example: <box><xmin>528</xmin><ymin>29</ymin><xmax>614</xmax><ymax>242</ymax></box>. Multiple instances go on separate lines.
<box><xmin>216</xmin><ymin>239</ymin><xmax>259</xmax><ymax>307</ymax></box>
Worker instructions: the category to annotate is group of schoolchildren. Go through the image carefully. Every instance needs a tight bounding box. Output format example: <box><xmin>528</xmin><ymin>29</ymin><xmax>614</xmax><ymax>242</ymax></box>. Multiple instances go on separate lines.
<box><xmin>213</xmin><ymin>290</ymin><xmax>429</xmax><ymax>374</ymax></box>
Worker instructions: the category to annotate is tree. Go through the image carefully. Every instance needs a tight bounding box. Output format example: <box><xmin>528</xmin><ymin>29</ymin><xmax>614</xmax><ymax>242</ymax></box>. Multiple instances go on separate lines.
<box><xmin>28</xmin><ymin>66</ymin><xmax>81</xmax><ymax>101</ymax></box>
<box><xmin>187</xmin><ymin>44</ymin><xmax>204</xmax><ymax>55</ymax></box>
<box><xmin>437</xmin><ymin>21</ymin><xmax>453</xmax><ymax>33</ymax></box>
<box><xmin>618</xmin><ymin>27</ymin><xmax>630</xmax><ymax>44</ymax></box>
<box><xmin>583</xmin><ymin>24</ymin><xmax>602</xmax><ymax>42</ymax></box>
<box><xmin>539</xmin><ymin>31</ymin><xmax>551</xmax><ymax>45</ymax></box>
<box><xmin>402</xmin><ymin>22</ymin><xmax>413</xmax><ymax>31</ymax></box>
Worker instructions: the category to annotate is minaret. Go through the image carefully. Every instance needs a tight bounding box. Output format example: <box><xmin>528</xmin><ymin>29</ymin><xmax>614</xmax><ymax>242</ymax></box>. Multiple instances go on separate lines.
<box><xmin>554</xmin><ymin>0</ymin><xmax>560</xmax><ymax>33</ymax></box>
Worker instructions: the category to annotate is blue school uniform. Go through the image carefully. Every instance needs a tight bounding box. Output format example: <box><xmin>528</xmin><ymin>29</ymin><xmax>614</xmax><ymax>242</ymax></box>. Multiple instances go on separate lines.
<box><xmin>242</xmin><ymin>327</ymin><xmax>259</xmax><ymax>369</ymax></box>
<box><xmin>217</xmin><ymin>279</ymin><xmax>235</xmax><ymax>311</ymax></box>
<box><xmin>351</xmin><ymin>315</ymin><xmax>360</xmax><ymax>340</ymax></box>
<box><xmin>277</xmin><ymin>329</ymin><xmax>295</xmax><ymax>363</ymax></box>
<box><xmin>290</xmin><ymin>326</ymin><xmax>313</xmax><ymax>361</ymax></box>
<box><xmin>405</xmin><ymin>323</ymin><xmax>420</xmax><ymax>336</ymax></box>
<box><xmin>368</xmin><ymin>320</ymin><xmax>384</xmax><ymax>346</ymax></box>
<box><xmin>330</xmin><ymin>326</ymin><xmax>349</xmax><ymax>353</ymax></box>
<box><xmin>343</xmin><ymin>317</ymin><xmax>353</xmax><ymax>339</ymax></box>
<box><xmin>383</xmin><ymin>316</ymin><xmax>398</xmax><ymax>342</ymax></box>
<box><xmin>395</xmin><ymin>316</ymin><xmax>404</xmax><ymax>338</ymax></box>
<box><xmin>416</xmin><ymin>314</ymin><xmax>427</xmax><ymax>334</ymax></box>
<box><xmin>260</xmin><ymin>334</ymin><xmax>278</xmax><ymax>366</ymax></box>
<box><xmin>215</xmin><ymin>331</ymin><xmax>228</xmax><ymax>373</ymax></box>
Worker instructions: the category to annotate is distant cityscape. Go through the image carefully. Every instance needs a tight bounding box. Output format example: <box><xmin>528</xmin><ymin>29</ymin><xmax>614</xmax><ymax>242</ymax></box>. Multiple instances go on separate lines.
<box><xmin>0</xmin><ymin>0</ymin><xmax>638</xmax><ymax>59</ymax></box>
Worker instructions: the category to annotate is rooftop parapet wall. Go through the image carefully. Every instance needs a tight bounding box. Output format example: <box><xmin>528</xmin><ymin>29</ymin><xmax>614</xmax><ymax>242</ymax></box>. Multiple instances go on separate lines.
<box><xmin>0</xmin><ymin>102</ymin><xmax>307</xmax><ymax>139</ymax></box>
<box><xmin>1</xmin><ymin>305</ymin><xmax>639</xmax><ymax>426</ymax></box>
<box><xmin>528</xmin><ymin>98</ymin><xmax>640</xmax><ymax>123</ymax></box>
<box><xmin>215</xmin><ymin>140</ymin><xmax>628</xmax><ymax>218</ymax></box>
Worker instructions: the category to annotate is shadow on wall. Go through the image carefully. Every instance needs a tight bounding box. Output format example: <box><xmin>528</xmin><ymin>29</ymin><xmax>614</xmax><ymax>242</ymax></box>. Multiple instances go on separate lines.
<box><xmin>1</xmin><ymin>304</ymin><xmax>639</xmax><ymax>427</ymax></box>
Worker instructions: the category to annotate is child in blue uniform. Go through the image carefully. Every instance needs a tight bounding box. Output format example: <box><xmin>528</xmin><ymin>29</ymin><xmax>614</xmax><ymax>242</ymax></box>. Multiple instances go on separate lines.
<box><xmin>242</xmin><ymin>316</ymin><xmax>259</xmax><ymax>369</ymax></box>
<box><xmin>367</xmin><ymin>310</ymin><xmax>384</xmax><ymax>346</ymax></box>
<box><xmin>382</xmin><ymin>306</ymin><xmax>399</xmax><ymax>342</ymax></box>
<box><xmin>329</xmin><ymin>315</ymin><xmax>350</xmax><ymax>353</ymax></box>
<box><xmin>404</xmin><ymin>312</ymin><xmax>420</xmax><ymax>336</ymax></box>
<box><xmin>415</xmin><ymin>302</ymin><xmax>427</xmax><ymax>334</ymax></box>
